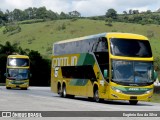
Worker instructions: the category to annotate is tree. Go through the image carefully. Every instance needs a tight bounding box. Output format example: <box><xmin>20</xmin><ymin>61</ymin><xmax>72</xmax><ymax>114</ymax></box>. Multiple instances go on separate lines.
<box><xmin>123</xmin><ymin>11</ymin><xmax>127</xmax><ymax>15</ymax></box>
<box><xmin>46</xmin><ymin>10</ymin><xmax>59</xmax><ymax>20</ymax></box>
<box><xmin>146</xmin><ymin>10</ymin><xmax>152</xmax><ymax>14</ymax></box>
<box><xmin>0</xmin><ymin>41</ymin><xmax>25</xmax><ymax>83</ymax></box>
<box><xmin>59</xmin><ymin>12</ymin><xmax>68</xmax><ymax>19</ymax></box>
<box><xmin>132</xmin><ymin>10</ymin><xmax>139</xmax><ymax>14</ymax></box>
<box><xmin>105</xmin><ymin>17</ymin><xmax>112</xmax><ymax>26</ymax></box>
<box><xmin>12</xmin><ymin>9</ymin><xmax>23</xmax><ymax>21</ymax></box>
<box><xmin>28</xmin><ymin>50</ymin><xmax>50</xmax><ymax>86</ymax></box>
<box><xmin>129</xmin><ymin>9</ymin><xmax>133</xmax><ymax>14</ymax></box>
<box><xmin>0</xmin><ymin>41</ymin><xmax>19</xmax><ymax>55</ymax></box>
<box><xmin>0</xmin><ymin>54</ymin><xmax>7</xmax><ymax>83</ymax></box>
<box><xmin>69</xmin><ymin>10</ymin><xmax>81</xmax><ymax>18</ymax></box>
<box><xmin>36</xmin><ymin>6</ymin><xmax>47</xmax><ymax>19</ymax></box>
<box><xmin>24</xmin><ymin>7</ymin><xmax>35</xmax><ymax>20</ymax></box>
<box><xmin>0</xmin><ymin>10</ymin><xmax>7</xmax><ymax>24</ymax></box>
<box><xmin>106</xmin><ymin>8</ymin><xmax>117</xmax><ymax>19</ymax></box>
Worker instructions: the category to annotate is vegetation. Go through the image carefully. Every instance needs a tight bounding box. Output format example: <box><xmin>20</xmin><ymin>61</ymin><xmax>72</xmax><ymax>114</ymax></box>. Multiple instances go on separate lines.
<box><xmin>152</xmin><ymin>86</ymin><xmax>160</xmax><ymax>103</ymax></box>
<box><xmin>0</xmin><ymin>7</ymin><xmax>81</xmax><ymax>25</ymax></box>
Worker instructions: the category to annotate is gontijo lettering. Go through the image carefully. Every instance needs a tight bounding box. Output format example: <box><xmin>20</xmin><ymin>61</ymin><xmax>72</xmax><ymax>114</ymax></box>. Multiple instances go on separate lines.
<box><xmin>52</xmin><ymin>56</ymin><xmax>77</xmax><ymax>67</ymax></box>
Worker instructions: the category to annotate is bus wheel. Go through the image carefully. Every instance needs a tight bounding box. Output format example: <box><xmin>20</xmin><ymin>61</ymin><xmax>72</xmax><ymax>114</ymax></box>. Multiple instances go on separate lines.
<box><xmin>21</xmin><ymin>88</ymin><xmax>27</xmax><ymax>90</ymax></box>
<box><xmin>62</xmin><ymin>85</ymin><xmax>67</xmax><ymax>98</ymax></box>
<box><xmin>57</xmin><ymin>84</ymin><xmax>63</xmax><ymax>97</ymax></box>
<box><xmin>94</xmin><ymin>89</ymin><xmax>100</xmax><ymax>102</ymax></box>
<box><xmin>94</xmin><ymin>89</ymin><xmax>104</xmax><ymax>102</ymax></box>
<box><xmin>129</xmin><ymin>100</ymin><xmax>138</xmax><ymax>105</ymax></box>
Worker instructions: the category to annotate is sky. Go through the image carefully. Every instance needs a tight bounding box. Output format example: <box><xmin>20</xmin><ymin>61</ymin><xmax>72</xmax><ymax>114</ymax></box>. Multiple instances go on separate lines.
<box><xmin>1</xmin><ymin>0</ymin><xmax>160</xmax><ymax>16</ymax></box>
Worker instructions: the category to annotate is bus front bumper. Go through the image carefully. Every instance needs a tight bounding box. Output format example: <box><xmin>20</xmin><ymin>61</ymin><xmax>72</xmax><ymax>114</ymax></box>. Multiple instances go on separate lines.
<box><xmin>109</xmin><ymin>88</ymin><xmax>153</xmax><ymax>101</ymax></box>
<box><xmin>6</xmin><ymin>80</ymin><xmax>29</xmax><ymax>89</ymax></box>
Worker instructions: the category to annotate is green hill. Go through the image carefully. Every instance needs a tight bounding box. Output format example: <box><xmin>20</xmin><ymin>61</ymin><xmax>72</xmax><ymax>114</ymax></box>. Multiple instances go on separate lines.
<box><xmin>0</xmin><ymin>19</ymin><xmax>160</xmax><ymax>57</ymax></box>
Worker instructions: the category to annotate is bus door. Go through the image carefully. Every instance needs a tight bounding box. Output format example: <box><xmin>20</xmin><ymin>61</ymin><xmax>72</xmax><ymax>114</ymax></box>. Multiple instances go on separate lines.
<box><xmin>94</xmin><ymin>52</ymin><xmax>110</xmax><ymax>95</ymax></box>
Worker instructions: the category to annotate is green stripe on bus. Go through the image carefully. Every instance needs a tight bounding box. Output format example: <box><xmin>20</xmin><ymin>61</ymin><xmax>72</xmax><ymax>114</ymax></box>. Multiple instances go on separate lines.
<box><xmin>77</xmin><ymin>53</ymin><xmax>95</xmax><ymax>66</ymax></box>
<box><xmin>113</xmin><ymin>86</ymin><xmax>152</xmax><ymax>92</ymax></box>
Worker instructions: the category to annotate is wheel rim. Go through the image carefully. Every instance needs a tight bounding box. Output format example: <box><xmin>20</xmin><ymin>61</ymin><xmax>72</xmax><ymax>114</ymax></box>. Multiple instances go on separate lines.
<box><xmin>94</xmin><ymin>90</ymin><xmax>99</xmax><ymax>102</ymax></box>
<box><xmin>63</xmin><ymin>86</ymin><xmax>66</xmax><ymax>97</ymax></box>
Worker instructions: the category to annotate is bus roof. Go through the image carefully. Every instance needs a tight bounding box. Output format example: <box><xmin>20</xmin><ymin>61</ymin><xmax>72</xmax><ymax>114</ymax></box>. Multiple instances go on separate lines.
<box><xmin>54</xmin><ymin>32</ymin><xmax>148</xmax><ymax>45</ymax></box>
<box><xmin>54</xmin><ymin>33</ymin><xmax>107</xmax><ymax>44</ymax></box>
<box><xmin>8</xmin><ymin>55</ymin><xmax>29</xmax><ymax>59</ymax></box>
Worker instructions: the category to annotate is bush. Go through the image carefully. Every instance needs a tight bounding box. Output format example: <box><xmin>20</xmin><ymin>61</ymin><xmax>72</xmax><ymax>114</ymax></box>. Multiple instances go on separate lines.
<box><xmin>154</xmin><ymin>86</ymin><xmax>160</xmax><ymax>94</ymax></box>
<box><xmin>57</xmin><ymin>23</ymin><xmax>66</xmax><ymax>31</ymax></box>
<box><xmin>70</xmin><ymin>18</ymin><xmax>78</xmax><ymax>22</ymax></box>
<box><xmin>3</xmin><ymin>24</ymin><xmax>21</xmax><ymax>35</ymax></box>
<box><xmin>19</xmin><ymin>19</ymin><xmax>45</xmax><ymax>24</ymax></box>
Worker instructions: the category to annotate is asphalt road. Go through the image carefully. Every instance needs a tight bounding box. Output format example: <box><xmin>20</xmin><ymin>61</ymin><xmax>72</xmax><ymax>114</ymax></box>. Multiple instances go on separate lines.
<box><xmin>0</xmin><ymin>86</ymin><xmax>160</xmax><ymax>120</ymax></box>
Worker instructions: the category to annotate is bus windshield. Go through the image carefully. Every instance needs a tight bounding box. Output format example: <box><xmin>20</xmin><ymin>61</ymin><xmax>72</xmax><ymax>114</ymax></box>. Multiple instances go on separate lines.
<box><xmin>112</xmin><ymin>60</ymin><xmax>154</xmax><ymax>85</ymax></box>
<box><xmin>110</xmin><ymin>38</ymin><xmax>152</xmax><ymax>57</ymax></box>
<box><xmin>7</xmin><ymin>68</ymin><xmax>29</xmax><ymax>80</ymax></box>
<box><xmin>8</xmin><ymin>58</ymin><xmax>29</xmax><ymax>67</ymax></box>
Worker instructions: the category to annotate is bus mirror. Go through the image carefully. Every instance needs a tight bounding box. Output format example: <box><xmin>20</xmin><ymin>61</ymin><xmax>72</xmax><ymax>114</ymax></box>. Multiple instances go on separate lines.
<box><xmin>4</xmin><ymin>73</ymin><xmax>8</xmax><ymax>77</ymax></box>
<box><xmin>104</xmin><ymin>69</ymin><xmax>108</xmax><ymax>79</ymax></box>
<box><xmin>153</xmin><ymin>70</ymin><xmax>158</xmax><ymax>82</ymax></box>
<box><xmin>91</xmin><ymin>78</ymin><xmax>95</xmax><ymax>81</ymax></box>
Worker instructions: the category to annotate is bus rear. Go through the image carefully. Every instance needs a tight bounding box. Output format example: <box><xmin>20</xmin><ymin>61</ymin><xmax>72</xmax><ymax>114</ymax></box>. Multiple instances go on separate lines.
<box><xmin>5</xmin><ymin>55</ymin><xmax>30</xmax><ymax>90</ymax></box>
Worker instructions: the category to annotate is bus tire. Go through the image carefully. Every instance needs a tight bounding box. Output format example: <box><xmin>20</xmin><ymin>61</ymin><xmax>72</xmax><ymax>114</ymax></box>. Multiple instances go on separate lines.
<box><xmin>21</xmin><ymin>88</ymin><xmax>27</xmax><ymax>90</ymax></box>
<box><xmin>57</xmin><ymin>83</ymin><xmax>63</xmax><ymax>97</ymax></box>
<box><xmin>129</xmin><ymin>100</ymin><xmax>138</xmax><ymax>105</ymax></box>
<box><xmin>94</xmin><ymin>89</ymin><xmax>99</xmax><ymax>102</ymax></box>
<box><xmin>62</xmin><ymin>85</ymin><xmax>67</xmax><ymax>98</ymax></box>
<box><xmin>62</xmin><ymin>83</ymin><xmax>74</xmax><ymax>98</ymax></box>
<box><xmin>94</xmin><ymin>89</ymin><xmax>103</xmax><ymax>102</ymax></box>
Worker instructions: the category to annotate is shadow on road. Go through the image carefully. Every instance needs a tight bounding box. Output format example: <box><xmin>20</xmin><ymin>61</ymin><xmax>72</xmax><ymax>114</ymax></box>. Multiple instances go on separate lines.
<box><xmin>54</xmin><ymin>95</ymin><xmax>153</xmax><ymax>106</ymax></box>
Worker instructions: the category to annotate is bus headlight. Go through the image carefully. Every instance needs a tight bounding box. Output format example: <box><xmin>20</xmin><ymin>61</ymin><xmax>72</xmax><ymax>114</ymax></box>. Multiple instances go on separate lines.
<box><xmin>145</xmin><ymin>89</ymin><xmax>153</xmax><ymax>94</ymax></box>
<box><xmin>23</xmin><ymin>82</ymin><xmax>28</xmax><ymax>85</ymax></box>
<box><xmin>8</xmin><ymin>82</ymin><xmax>12</xmax><ymax>84</ymax></box>
<box><xmin>111</xmin><ymin>87</ymin><xmax>122</xmax><ymax>93</ymax></box>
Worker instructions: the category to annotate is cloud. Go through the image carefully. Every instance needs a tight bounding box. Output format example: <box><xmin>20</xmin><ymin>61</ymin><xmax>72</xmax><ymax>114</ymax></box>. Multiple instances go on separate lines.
<box><xmin>1</xmin><ymin>0</ymin><xmax>33</xmax><ymax>11</ymax></box>
<box><xmin>0</xmin><ymin>0</ymin><xmax>160</xmax><ymax>16</ymax></box>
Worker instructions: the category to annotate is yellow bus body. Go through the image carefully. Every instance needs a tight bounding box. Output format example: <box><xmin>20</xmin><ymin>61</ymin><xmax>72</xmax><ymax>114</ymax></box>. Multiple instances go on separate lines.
<box><xmin>51</xmin><ymin>32</ymin><xmax>154</xmax><ymax>105</ymax></box>
<box><xmin>6</xmin><ymin>55</ymin><xmax>30</xmax><ymax>90</ymax></box>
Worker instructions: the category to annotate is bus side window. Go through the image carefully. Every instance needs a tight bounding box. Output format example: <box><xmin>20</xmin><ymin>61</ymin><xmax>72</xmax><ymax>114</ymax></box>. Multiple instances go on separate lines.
<box><xmin>61</xmin><ymin>66</ymin><xmax>96</xmax><ymax>80</ymax></box>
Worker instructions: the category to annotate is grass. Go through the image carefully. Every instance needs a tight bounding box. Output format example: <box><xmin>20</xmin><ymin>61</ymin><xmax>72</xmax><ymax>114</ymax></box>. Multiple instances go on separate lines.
<box><xmin>152</xmin><ymin>94</ymin><xmax>160</xmax><ymax>103</ymax></box>
<box><xmin>1</xmin><ymin>19</ymin><xmax>160</xmax><ymax>57</ymax></box>
<box><xmin>151</xmin><ymin>86</ymin><xmax>160</xmax><ymax>103</ymax></box>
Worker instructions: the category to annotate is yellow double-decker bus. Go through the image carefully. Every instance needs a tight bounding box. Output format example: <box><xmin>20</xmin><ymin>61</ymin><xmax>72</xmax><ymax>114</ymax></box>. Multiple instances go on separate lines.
<box><xmin>51</xmin><ymin>32</ymin><xmax>156</xmax><ymax>105</ymax></box>
<box><xmin>5</xmin><ymin>55</ymin><xmax>30</xmax><ymax>90</ymax></box>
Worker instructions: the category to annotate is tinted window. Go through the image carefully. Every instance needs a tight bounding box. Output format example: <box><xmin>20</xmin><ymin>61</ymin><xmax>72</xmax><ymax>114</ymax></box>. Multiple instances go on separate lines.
<box><xmin>7</xmin><ymin>68</ymin><xmax>29</xmax><ymax>80</ymax></box>
<box><xmin>8</xmin><ymin>58</ymin><xmax>29</xmax><ymax>67</ymax></box>
<box><xmin>110</xmin><ymin>38</ymin><xmax>152</xmax><ymax>57</ymax></box>
<box><xmin>112</xmin><ymin>60</ymin><xmax>154</xmax><ymax>85</ymax></box>
<box><xmin>61</xmin><ymin>65</ymin><xmax>96</xmax><ymax>79</ymax></box>
<box><xmin>54</xmin><ymin>37</ymin><xmax>108</xmax><ymax>55</ymax></box>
